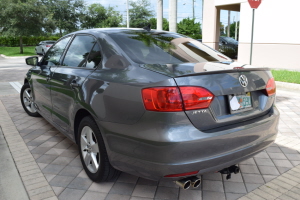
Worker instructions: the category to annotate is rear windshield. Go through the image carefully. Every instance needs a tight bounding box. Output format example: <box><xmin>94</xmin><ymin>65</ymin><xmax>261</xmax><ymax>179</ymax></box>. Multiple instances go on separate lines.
<box><xmin>46</xmin><ymin>41</ymin><xmax>55</xmax><ymax>44</ymax></box>
<box><xmin>109</xmin><ymin>32</ymin><xmax>230</xmax><ymax>64</ymax></box>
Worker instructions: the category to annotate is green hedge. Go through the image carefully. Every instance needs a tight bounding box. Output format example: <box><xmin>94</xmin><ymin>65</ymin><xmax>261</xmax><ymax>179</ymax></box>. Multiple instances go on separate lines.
<box><xmin>189</xmin><ymin>34</ymin><xmax>202</xmax><ymax>40</ymax></box>
<box><xmin>0</xmin><ymin>36</ymin><xmax>60</xmax><ymax>47</ymax></box>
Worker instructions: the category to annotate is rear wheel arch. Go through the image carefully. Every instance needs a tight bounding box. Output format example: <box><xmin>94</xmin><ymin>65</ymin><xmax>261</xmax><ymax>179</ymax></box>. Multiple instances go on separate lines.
<box><xmin>75</xmin><ymin>110</ymin><xmax>121</xmax><ymax>181</ymax></box>
<box><xmin>74</xmin><ymin>109</ymin><xmax>95</xmax><ymax>144</ymax></box>
<box><xmin>24</xmin><ymin>79</ymin><xmax>29</xmax><ymax>85</ymax></box>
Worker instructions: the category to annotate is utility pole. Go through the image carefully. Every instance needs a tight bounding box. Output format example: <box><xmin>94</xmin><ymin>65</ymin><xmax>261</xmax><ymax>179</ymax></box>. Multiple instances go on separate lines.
<box><xmin>169</xmin><ymin>0</ymin><xmax>177</xmax><ymax>32</ymax></box>
<box><xmin>235</xmin><ymin>12</ymin><xmax>238</xmax><ymax>40</ymax></box>
<box><xmin>127</xmin><ymin>0</ymin><xmax>129</xmax><ymax>28</ymax></box>
<box><xmin>227</xmin><ymin>10</ymin><xmax>230</xmax><ymax>37</ymax></box>
<box><xmin>157</xmin><ymin>0</ymin><xmax>163</xmax><ymax>30</ymax></box>
<box><xmin>193</xmin><ymin>0</ymin><xmax>195</xmax><ymax>19</ymax></box>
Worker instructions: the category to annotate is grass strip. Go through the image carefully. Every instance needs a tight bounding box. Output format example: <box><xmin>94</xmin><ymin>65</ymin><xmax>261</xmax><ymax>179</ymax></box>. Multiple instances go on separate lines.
<box><xmin>0</xmin><ymin>46</ymin><xmax>36</xmax><ymax>56</ymax></box>
<box><xmin>272</xmin><ymin>70</ymin><xmax>300</xmax><ymax>84</ymax></box>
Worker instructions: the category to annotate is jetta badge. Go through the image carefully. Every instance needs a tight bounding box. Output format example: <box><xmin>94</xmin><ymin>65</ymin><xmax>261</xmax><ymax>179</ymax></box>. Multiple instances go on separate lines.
<box><xmin>239</xmin><ymin>75</ymin><xmax>248</xmax><ymax>87</ymax></box>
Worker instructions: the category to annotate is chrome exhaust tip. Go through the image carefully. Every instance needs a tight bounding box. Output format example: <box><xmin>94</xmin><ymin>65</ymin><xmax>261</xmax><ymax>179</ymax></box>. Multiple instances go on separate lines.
<box><xmin>175</xmin><ymin>178</ymin><xmax>191</xmax><ymax>190</ymax></box>
<box><xmin>190</xmin><ymin>176</ymin><xmax>201</xmax><ymax>188</ymax></box>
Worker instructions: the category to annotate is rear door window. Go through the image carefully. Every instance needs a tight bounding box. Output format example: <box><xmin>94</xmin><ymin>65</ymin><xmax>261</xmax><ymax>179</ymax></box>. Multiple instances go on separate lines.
<box><xmin>86</xmin><ymin>43</ymin><xmax>102</xmax><ymax>69</ymax></box>
<box><xmin>62</xmin><ymin>35</ymin><xmax>96</xmax><ymax>68</ymax></box>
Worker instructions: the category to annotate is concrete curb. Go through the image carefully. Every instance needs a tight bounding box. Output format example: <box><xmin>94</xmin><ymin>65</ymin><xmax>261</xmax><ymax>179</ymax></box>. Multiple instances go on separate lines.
<box><xmin>276</xmin><ymin>81</ymin><xmax>300</xmax><ymax>92</ymax></box>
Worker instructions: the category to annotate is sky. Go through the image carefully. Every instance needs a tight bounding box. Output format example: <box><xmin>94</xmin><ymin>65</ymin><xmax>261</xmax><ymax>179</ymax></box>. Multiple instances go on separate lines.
<box><xmin>85</xmin><ymin>0</ymin><xmax>240</xmax><ymax>28</ymax></box>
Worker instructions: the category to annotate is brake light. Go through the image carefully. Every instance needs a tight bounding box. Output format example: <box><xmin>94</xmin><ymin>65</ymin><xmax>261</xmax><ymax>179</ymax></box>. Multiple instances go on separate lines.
<box><xmin>142</xmin><ymin>87</ymin><xmax>183</xmax><ymax>112</ymax></box>
<box><xmin>142</xmin><ymin>86</ymin><xmax>214</xmax><ymax>112</ymax></box>
<box><xmin>265</xmin><ymin>78</ymin><xmax>276</xmax><ymax>96</ymax></box>
<box><xmin>180</xmin><ymin>87</ymin><xmax>214</xmax><ymax>110</ymax></box>
<box><xmin>46</xmin><ymin>45</ymin><xmax>52</xmax><ymax>47</ymax></box>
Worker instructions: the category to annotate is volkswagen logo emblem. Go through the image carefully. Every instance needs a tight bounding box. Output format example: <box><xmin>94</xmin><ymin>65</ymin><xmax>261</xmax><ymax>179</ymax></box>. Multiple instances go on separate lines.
<box><xmin>239</xmin><ymin>75</ymin><xmax>248</xmax><ymax>87</ymax></box>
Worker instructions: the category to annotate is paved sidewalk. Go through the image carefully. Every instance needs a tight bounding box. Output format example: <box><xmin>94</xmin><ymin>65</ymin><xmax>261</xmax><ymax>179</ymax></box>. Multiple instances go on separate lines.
<box><xmin>0</xmin><ymin>82</ymin><xmax>299</xmax><ymax>200</ymax></box>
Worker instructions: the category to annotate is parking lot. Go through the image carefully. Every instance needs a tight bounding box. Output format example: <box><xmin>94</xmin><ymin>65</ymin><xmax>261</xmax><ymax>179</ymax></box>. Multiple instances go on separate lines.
<box><xmin>0</xmin><ymin>56</ymin><xmax>300</xmax><ymax>200</ymax></box>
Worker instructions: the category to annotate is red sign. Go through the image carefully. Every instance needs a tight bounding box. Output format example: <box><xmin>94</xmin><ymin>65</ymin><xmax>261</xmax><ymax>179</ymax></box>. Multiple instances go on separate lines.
<box><xmin>248</xmin><ymin>0</ymin><xmax>262</xmax><ymax>9</ymax></box>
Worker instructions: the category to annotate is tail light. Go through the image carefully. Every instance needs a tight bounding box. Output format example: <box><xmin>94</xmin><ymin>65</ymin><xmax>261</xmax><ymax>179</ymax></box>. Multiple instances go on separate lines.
<box><xmin>179</xmin><ymin>87</ymin><xmax>214</xmax><ymax>110</ymax></box>
<box><xmin>46</xmin><ymin>45</ymin><xmax>52</xmax><ymax>47</ymax></box>
<box><xmin>265</xmin><ymin>78</ymin><xmax>276</xmax><ymax>96</ymax></box>
<box><xmin>142</xmin><ymin>86</ymin><xmax>214</xmax><ymax>112</ymax></box>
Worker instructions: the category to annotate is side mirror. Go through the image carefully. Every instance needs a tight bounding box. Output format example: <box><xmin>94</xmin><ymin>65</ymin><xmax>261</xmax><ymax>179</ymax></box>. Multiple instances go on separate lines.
<box><xmin>26</xmin><ymin>56</ymin><xmax>39</xmax><ymax>66</ymax></box>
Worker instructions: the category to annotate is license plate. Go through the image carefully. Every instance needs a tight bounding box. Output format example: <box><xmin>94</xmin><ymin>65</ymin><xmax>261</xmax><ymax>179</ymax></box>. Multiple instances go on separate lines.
<box><xmin>229</xmin><ymin>92</ymin><xmax>252</xmax><ymax>113</ymax></box>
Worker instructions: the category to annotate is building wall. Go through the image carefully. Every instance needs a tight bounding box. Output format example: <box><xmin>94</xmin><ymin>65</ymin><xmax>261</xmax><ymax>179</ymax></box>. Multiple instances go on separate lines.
<box><xmin>202</xmin><ymin>0</ymin><xmax>220</xmax><ymax>50</ymax></box>
<box><xmin>203</xmin><ymin>0</ymin><xmax>300</xmax><ymax>70</ymax></box>
<box><xmin>215</xmin><ymin>0</ymin><xmax>245</xmax><ymax>6</ymax></box>
<box><xmin>238</xmin><ymin>0</ymin><xmax>300</xmax><ymax>69</ymax></box>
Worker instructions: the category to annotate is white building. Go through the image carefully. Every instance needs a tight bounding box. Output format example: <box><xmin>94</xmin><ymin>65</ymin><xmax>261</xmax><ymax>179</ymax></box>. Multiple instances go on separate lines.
<box><xmin>202</xmin><ymin>0</ymin><xmax>300</xmax><ymax>70</ymax></box>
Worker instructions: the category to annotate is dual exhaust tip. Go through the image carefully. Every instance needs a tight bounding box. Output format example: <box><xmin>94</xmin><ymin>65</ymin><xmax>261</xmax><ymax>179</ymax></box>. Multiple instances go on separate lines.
<box><xmin>175</xmin><ymin>176</ymin><xmax>201</xmax><ymax>190</ymax></box>
<box><xmin>174</xmin><ymin>165</ymin><xmax>240</xmax><ymax>189</ymax></box>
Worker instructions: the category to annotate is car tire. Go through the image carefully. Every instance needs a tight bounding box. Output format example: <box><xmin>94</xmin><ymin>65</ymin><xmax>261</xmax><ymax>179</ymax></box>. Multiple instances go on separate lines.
<box><xmin>20</xmin><ymin>83</ymin><xmax>40</xmax><ymax>117</ymax></box>
<box><xmin>78</xmin><ymin>116</ymin><xmax>120</xmax><ymax>182</ymax></box>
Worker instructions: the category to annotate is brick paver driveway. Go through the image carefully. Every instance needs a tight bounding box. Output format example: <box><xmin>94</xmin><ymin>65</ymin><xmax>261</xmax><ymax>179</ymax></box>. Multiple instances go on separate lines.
<box><xmin>1</xmin><ymin>85</ymin><xmax>300</xmax><ymax>200</ymax></box>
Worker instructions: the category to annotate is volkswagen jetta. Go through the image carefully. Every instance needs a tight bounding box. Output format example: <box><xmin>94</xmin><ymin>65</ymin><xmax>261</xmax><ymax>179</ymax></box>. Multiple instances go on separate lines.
<box><xmin>21</xmin><ymin>28</ymin><xmax>279</xmax><ymax>187</ymax></box>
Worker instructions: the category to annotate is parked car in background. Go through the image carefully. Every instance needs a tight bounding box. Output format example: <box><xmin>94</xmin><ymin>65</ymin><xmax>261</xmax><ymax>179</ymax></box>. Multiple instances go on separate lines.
<box><xmin>198</xmin><ymin>37</ymin><xmax>238</xmax><ymax>59</ymax></box>
<box><xmin>21</xmin><ymin>28</ymin><xmax>278</xmax><ymax>189</ymax></box>
<box><xmin>35</xmin><ymin>40</ymin><xmax>56</xmax><ymax>55</ymax></box>
<box><xmin>220</xmin><ymin>36</ymin><xmax>238</xmax><ymax>46</ymax></box>
<box><xmin>219</xmin><ymin>36</ymin><xmax>238</xmax><ymax>59</ymax></box>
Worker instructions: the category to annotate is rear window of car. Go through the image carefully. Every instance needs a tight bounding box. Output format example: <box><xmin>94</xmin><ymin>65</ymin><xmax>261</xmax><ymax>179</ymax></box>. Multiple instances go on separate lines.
<box><xmin>109</xmin><ymin>32</ymin><xmax>230</xmax><ymax>64</ymax></box>
<box><xmin>46</xmin><ymin>41</ymin><xmax>55</xmax><ymax>44</ymax></box>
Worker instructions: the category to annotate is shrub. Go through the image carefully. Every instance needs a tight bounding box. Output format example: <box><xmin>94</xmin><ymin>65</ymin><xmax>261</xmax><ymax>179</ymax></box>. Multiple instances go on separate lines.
<box><xmin>0</xmin><ymin>36</ymin><xmax>60</xmax><ymax>47</ymax></box>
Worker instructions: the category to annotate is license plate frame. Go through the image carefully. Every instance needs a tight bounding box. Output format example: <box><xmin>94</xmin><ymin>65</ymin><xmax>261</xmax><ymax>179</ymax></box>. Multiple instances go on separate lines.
<box><xmin>228</xmin><ymin>92</ymin><xmax>253</xmax><ymax>114</ymax></box>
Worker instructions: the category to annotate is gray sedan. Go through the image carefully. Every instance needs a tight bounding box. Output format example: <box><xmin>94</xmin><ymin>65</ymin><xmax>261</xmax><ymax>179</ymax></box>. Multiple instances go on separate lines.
<box><xmin>21</xmin><ymin>28</ymin><xmax>279</xmax><ymax>190</ymax></box>
<box><xmin>35</xmin><ymin>40</ymin><xmax>56</xmax><ymax>55</ymax></box>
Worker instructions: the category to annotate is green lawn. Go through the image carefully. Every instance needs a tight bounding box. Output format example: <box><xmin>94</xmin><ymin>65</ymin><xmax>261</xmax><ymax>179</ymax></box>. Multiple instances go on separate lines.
<box><xmin>272</xmin><ymin>70</ymin><xmax>300</xmax><ymax>84</ymax></box>
<box><xmin>0</xmin><ymin>46</ymin><xmax>36</xmax><ymax>56</ymax></box>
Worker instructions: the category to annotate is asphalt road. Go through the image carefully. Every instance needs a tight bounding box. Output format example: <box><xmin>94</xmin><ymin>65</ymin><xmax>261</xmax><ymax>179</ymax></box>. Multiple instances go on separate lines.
<box><xmin>0</xmin><ymin>56</ymin><xmax>34</xmax><ymax>82</ymax></box>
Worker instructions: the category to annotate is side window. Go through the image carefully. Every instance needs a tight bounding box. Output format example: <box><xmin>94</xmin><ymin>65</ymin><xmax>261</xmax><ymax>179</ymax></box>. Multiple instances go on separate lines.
<box><xmin>62</xmin><ymin>35</ymin><xmax>96</xmax><ymax>68</ymax></box>
<box><xmin>41</xmin><ymin>36</ymin><xmax>71</xmax><ymax>66</ymax></box>
<box><xmin>86</xmin><ymin>43</ymin><xmax>102</xmax><ymax>69</ymax></box>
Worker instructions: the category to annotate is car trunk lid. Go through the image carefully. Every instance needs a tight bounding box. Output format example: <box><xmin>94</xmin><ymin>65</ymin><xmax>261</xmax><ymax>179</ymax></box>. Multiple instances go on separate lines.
<box><xmin>141</xmin><ymin>62</ymin><xmax>275</xmax><ymax>131</ymax></box>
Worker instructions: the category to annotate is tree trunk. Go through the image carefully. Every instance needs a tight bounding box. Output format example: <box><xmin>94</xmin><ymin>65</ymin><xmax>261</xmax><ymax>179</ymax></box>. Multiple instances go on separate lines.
<box><xmin>19</xmin><ymin>36</ymin><xmax>23</xmax><ymax>54</ymax></box>
<box><xmin>59</xmin><ymin>28</ymin><xmax>62</xmax><ymax>37</ymax></box>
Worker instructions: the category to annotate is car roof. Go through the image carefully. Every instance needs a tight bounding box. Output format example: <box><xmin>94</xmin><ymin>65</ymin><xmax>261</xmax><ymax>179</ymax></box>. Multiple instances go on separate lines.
<box><xmin>65</xmin><ymin>28</ymin><xmax>170</xmax><ymax>37</ymax></box>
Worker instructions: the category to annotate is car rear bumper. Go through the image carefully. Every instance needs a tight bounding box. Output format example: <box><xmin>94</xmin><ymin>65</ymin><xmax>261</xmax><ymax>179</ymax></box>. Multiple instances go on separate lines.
<box><xmin>99</xmin><ymin>106</ymin><xmax>279</xmax><ymax>181</ymax></box>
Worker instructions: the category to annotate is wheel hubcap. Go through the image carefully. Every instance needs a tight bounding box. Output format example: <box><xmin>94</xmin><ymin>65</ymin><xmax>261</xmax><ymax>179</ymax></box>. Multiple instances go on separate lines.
<box><xmin>80</xmin><ymin>126</ymin><xmax>100</xmax><ymax>173</ymax></box>
<box><xmin>22</xmin><ymin>88</ymin><xmax>37</xmax><ymax>113</ymax></box>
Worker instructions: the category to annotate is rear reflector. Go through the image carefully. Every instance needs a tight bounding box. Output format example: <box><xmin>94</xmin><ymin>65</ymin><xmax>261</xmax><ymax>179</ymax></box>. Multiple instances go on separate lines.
<box><xmin>265</xmin><ymin>78</ymin><xmax>276</xmax><ymax>96</ymax></box>
<box><xmin>142</xmin><ymin>86</ymin><xmax>214</xmax><ymax>112</ymax></box>
<box><xmin>164</xmin><ymin>171</ymin><xmax>199</xmax><ymax>178</ymax></box>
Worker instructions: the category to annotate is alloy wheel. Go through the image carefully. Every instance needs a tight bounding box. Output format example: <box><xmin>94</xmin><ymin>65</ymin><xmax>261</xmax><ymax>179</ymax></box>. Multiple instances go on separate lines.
<box><xmin>22</xmin><ymin>88</ymin><xmax>37</xmax><ymax>113</ymax></box>
<box><xmin>80</xmin><ymin>126</ymin><xmax>100</xmax><ymax>173</ymax></box>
